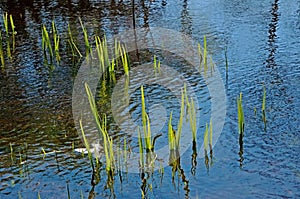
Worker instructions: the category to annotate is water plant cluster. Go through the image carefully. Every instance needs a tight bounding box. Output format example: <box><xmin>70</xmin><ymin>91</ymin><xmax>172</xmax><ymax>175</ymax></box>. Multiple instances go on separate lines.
<box><xmin>3</xmin><ymin>16</ymin><xmax>270</xmax><ymax>198</ymax></box>
<box><xmin>0</xmin><ymin>12</ymin><xmax>16</xmax><ymax>68</ymax></box>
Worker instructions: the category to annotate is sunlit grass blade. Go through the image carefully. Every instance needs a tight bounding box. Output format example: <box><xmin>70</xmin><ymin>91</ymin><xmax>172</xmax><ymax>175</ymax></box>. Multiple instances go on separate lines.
<box><xmin>67</xmin><ymin>24</ymin><xmax>82</xmax><ymax>57</ymax></box>
<box><xmin>237</xmin><ymin>92</ymin><xmax>245</xmax><ymax>135</ymax></box>
<box><xmin>189</xmin><ymin>98</ymin><xmax>196</xmax><ymax>142</ymax></box>
<box><xmin>52</xmin><ymin>20</ymin><xmax>60</xmax><ymax>62</ymax></box>
<box><xmin>176</xmin><ymin>90</ymin><xmax>185</xmax><ymax>149</ymax></box>
<box><xmin>204</xmin><ymin>123</ymin><xmax>208</xmax><ymax>153</ymax></box>
<box><xmin>203</xmin><ymin>35</ymin><xmax>207</xmax><ymax>73</ymax></box>
<box><xmin>42</xmin><ymin>25</ymin><xmax>53</xmax><ymax>62</ymax></box>
<box><xmin>120</xmin><ymin>44</ymin><xmax>129</xmax><ymax>76</ymax></box>
<box><xmin>79</xmin><ymin>17</ymin><xmax>92</xmax><ymax>57</ymax></box>
<box><xmin>3</xmin><ymin>12</ymin><xmax>9</xmax><ymax>37</ymax></box>
<box><xmin>79</xmin><ymin>119</ymin><xmax>94</xmax><ymax>171</ymax></box>
<box><xmin>0</xmin><ymin>32</ymin><xmax>4</xmax><ymax>68</ymax></box>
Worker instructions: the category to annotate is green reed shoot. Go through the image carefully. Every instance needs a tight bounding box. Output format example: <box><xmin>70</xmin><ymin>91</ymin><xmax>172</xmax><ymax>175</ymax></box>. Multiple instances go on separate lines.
<box><xmin>189</xmin><ymin>98</ymin><xmax>197</xmax><ymax>142</ymax></box>
<box><xmin>138</xmin><ymin>128</ymin><xmax>144</xmax><ymax>168</ymax></box>
<box><xmin>168</xmin><ymin>112</ymin><xmax>175</xmax><ymax>151</ymax></box>
<box><xmin>262</xmin><ymin>86</ymin><xmax>267</xmax><ymax>125</ymax></box>
<box><xmin>67</xmin><ymin>24</ymin><xmax>82</xmax><ymax>57</ymax></box>
<box><xmin>79</xmin><ymin>119</ymin><xmax>94</xmax><ymax>171</ymax></box>
<box><xmin>198</xmin><ymin>43</ymin><xmax>202</xmax><ymax>67</ymax></box>
<box><xmin>52</xmin><ymin>21</ymin><xmax>60</xmax><ymax>62</ymax></box>
<box><xmin>42</xmin><ymin>25</ymin><xmax>53</xmax><ymax>61</ymax></box>
<box><xmin>95</xmin><ymin>36</ymin><xmax>110</xmax><ymax>73</ymax></box>
<box><xmin>209</xmin><ymin>119</ymin><xmax>213</xmax><ymax>152</ymax></box>
<box><xmin>237</xmin><ymin>92</ymin><xmax>245</xmax><ymax>135</ymax></box>
<box><xmin>184</xmin><ymin>84</ymin><xmax>190</xmax><ymax>109</ymax></box>
<box><xmin>141</xmin><ymin>85</ymin><xmax>154</xmax><ymax>152</ymax></box>
<box><xmin>204</xmin><ymin>123</ymin><xmax>209</xmax><ymax>153</ymax></box>
<box><xmin>203</xmin><ymin>35</ymin><xmax>207</xmax><ymax>72</ymax></box>
<box><xmin>0</xmin><ymin>32</ymin><xmax>4</xmax><ymax>68</ymax></box>
<box><xmin>85</xmin><ymin>82</ymin><xmax>115</xmax><ymax>175</ymax></box>
<box><xmin>153</xmin><ymin>55</ymin><xmax>161</xmax><ymax>73</ymax></box>
<box><xmin>3</xmin><ymin>12</ymin><xmax>9</xmax><ymax>37</ymax></box>
<box><xmin>120</xmin><ymin>44</ymin><xmax>129</xmax><ymax>76</ymax></box>
<box><xmin>79</xmin><ymin>17</ymin><xmax>92</xmax><ymax>56</ymax></box>
<box><xmin>9</xmin><ymin>14</ymin><xmax>16</xmax><ymax>51</ymax></box>
<box><xmin>176</xmin><ymin>90</ymin><xmax>185</xmax><ymax>148</ymax></box>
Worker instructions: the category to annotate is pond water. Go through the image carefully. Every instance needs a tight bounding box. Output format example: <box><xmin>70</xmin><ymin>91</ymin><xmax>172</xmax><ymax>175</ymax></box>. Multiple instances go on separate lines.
<box><xmin>0</xmin><ymin>0</ymin><xmax>299</xmax><ymax>198</ymax></box>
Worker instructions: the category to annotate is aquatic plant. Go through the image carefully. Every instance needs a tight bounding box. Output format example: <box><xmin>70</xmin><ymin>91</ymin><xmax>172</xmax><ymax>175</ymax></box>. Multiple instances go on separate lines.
<box><xmin>237</xmin><ymin>92</ymin><xmax>245</xmax><ymax>135</ymax></box>
<box><xmin>209</xmin><ymin>119</ymin><xmax>213</xmax><ymax>153</ymax></box>
<box><xmin>189</xmin><ymin>97</ymin><xmax>197</xmax><ymax>143</ymax></box>
<box><xmin>79</xmin><ymin>119</ymin><xmax>95</xmax><ymax>172</ymax></box>
<box><xmin>79</xmin><ymin>17</ymin><xmax>92</xmax><ymax>56</ymax></box>
<box><xmin>168</xmin><ymin>90</ymin><xmax>185</xmax><ymax>164</ymax></box>
<box><xmin>10</xmin><ymin>14</ymin><xmax>16</xmax><ymax>51</ymax></box>
<box><xmin>42</xmin><ymin>25</ymin><xmax>53</xmax><ymax>62</ymax></box>
<box><xmin>203</xmin><ymin>123</ymin><xmax>209</xmax><ymax>153</ymax></box>
<box><xmin>262</xmin><ymin>86</ymin><xmax>267</xmax><ymax>126</ymax></box>
<box><xmin>0</xmin><ymin>32</ymin><xmax>4</xmax><ymax>68</ymax></box>
<box><xmin>3</xmin><ymin>12</ymin><xmax>9</xmax><ymax>37</ymax></box>
<box><xmin>120</xmin><ymin>44</ymin><xmax>129</xmax><ymax>77</ymax></box>
<box><xmin>138</xmin><ymin>128</ymin><xmax>144</xmax><ymax>168</ymax></box>
<box><xmin>203</xmin><ymin>35</ymin><xmax>207</xmax><ymax>72</ymax></box>
<box><xmin>67</xmin><ymin>24</ymin><xmax>82</xmax><ymax>58</ymax></box>
<box><xmin>52</xmin><ymin>21</ymin><xmax>60</xmax><ymax>62</ymax></box>
<box><xmin>85</xmin><ymin>82</ymin><xmax>115</xmax><ymax>177</ymax></box>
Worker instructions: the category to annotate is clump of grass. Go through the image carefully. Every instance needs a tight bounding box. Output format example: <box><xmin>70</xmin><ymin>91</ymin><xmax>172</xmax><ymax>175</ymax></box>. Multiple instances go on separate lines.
<box><xmin>79</xmin><ymin>119</ymin><xmax>95</xmax><ymax>172</ymax></box>
<box><xmin>95</xmin><ymin>35</ymin><xmax>110</xmax><ymax>73</ymax></box>
<box><xmin>203</xmin><ymin>123</ymin><xmax>209</xmax><ymax>153</ymax></box>
<box><xmin>120</xmin><ymin>44</ymin><xmax>129</xmax><ymax>77</ymax></box>
<box><xmin>67</xmin><ymin>24</ymin><xmax>82</xmax><ymax>58</ymax></box>
<box><xmin>138</xmin><ymin>128</ymin><xmax>144</xmax><ymax>169</ymax></box>
<box><xmin>79</xmin><ymin>17</ymin><xmax>92</xmax><ymax>57</ymax></box>
<box><xmin>237</xmin><ymin>92</ymin><xmax>245</xmax><ymax>135</ymax></box>
<box><xmin>52</xmin><ymin>20</ymin><xmax>60</xmax><ymax>62</ymax></box>
<box><xmin>262</xmin><ymin>86</ymin><xmax>267</xmax><ymax>127</ymax></box>
<box><xmin>3</xmin><ymin>12</ymin><xmax>9</xmax><ymax>37</ymax></box>
<box><xmin>85</xmin><ymin>82</ymin><xmax>115</xmax><ymax>178</ymax></box>
<box><xmin>0</xmin><ymin>32</ymin><xmax>4</xmax><ymax>68</ymax></box>
<box><xmin>42</xmin><ymin>25</ymin><xmax>53</xmax><ymax>62</ymax></box>
<box><xmin>203</xmin><ymin>35</ymin><xmax>207</xmax><ymax>72</ymax></box>
<box><xmin>141</xmin><ymin>85</ymin><xmax>156</xmax><ymax>153</ymax></box>
<box><xmin>9</xmin><ymin>14</ymin><xmax>16</xmax><ymax>51</ymax></box>
<box><xmin>209</xmin><ymin>119</ymin><xmax>213</xmax><ymax>154</ymax></box>
<box><xmin>189</xmin><ymin>98</ymin><xmax>197</xmax><ymax>143</ymax></box>
<box><xmin>168</xmin><ymin>90</ymin><xmax>185</xmax><ymax>164</ymax></box>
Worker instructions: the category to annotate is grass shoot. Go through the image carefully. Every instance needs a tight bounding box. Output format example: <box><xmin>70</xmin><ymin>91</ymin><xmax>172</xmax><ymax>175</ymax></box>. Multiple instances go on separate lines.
<box><xmin>79</xmin><ymin>17</ymin><xmax>92</xmax><ymax>57</ymax></box>
<box><xmin>52</xmin><ymin>21</ymin><xmax>60</xmax><ymax>62</ymax></box>
<box><xmin>67</xmin><ymin>24</ymin><xmax>82</xmax><ymax>57</ymax></box>
<box><xmin>42</xmin><ymin>25</ymin><xmax>53</xmax><ymax>62</ymax></box>
<box><xmin>203</xmin><ymin>123</ymin><xmax>208</xmax><ymax>153</ymax></box>
<box><xmin>3</xmin><ymin>12</ymin><xmax>9</xmax><ymax>37</ymax></box>
<box><xmin>0</xmin><ymin>32</ymin><xmax>4</xmax><ymax>68</ymax></box>
<box><xmin>9</xmin><ymin>14</ymin><xmax>16</xmax><ymax>51</ymax></box>
<box><xmin>189</xmin><ymin>98</ymin><xmax>197</xmax><ymax>142</ymax></box>
<box><xmin>85</xmin><ymin>82</ymin><xmax>115</xmax><ymax>177</ymax></box>
<box><xmin>237</xmin><ymin>92</ymin><xmax>245</xmax><ymax>135</ymax></box>
<box><xmin>203</xmin><ymin>35</ymin><xmax>207</xmax><ymax>72</ymax></box>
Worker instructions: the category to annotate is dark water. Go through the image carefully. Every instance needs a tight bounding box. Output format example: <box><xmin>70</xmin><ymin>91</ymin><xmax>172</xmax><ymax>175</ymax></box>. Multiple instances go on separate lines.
<box><xmin>0</xmin><ymin>0</ymin><xmax>299</xmax><ymax>198</ymax></box>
